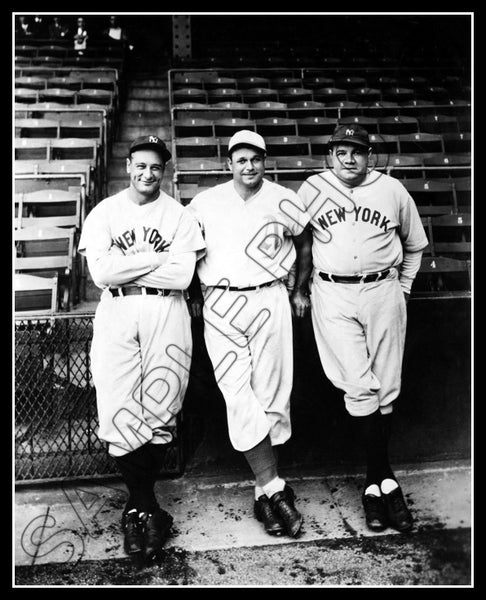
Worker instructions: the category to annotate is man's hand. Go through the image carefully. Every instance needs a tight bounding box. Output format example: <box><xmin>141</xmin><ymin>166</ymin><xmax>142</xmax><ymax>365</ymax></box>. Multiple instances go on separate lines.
<box><xmin>290</xmin><ymin>288</ymin><xmax>310</xmax><ymax>318</ymax></box>
<box><xmin>187</xmin><ymin>296</ymin><xmax>204</xmax><ymax>318</ymax></box>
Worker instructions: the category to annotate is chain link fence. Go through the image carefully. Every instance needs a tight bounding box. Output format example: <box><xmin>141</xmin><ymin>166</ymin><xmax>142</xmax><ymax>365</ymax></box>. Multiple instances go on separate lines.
<box><xmin>14</xmin><ymin>314</ymin><xmax>184</xmax><ymax>483</ymax></box>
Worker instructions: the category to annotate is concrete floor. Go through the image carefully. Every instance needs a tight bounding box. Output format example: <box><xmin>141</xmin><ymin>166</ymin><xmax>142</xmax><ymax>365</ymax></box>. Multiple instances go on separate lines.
<box><xmin>15</xmin><ymin>459</ymin><xmax>471</xmax><ymax>579</ymax></box>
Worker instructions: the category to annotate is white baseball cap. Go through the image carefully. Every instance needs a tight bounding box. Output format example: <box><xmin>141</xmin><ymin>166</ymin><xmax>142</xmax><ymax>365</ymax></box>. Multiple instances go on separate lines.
<box><xmin>228</xmin><ymin>130</ymin><xmax>266</xmax><ymax>155</ymax></box>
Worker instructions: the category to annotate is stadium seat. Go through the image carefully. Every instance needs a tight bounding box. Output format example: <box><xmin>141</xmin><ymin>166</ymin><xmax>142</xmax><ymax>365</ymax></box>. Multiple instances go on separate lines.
<box><xmin>302</xmin><ymin>76</ymin><xmax>336</xmax><ymax>89</ymax></box>
<box><xmin>324</xmin><ymin>101</ymin><xmax>360</xmax><ymax>119</ymax></box>
<box><xmin>287</xmin><ymin>100</ymin><xmax>327</xmax><ymax>118</ymax></box>
<box><xmin>414</xmin><ymin>255</ymin><xmax>470</xmax><ymax>296</ymax></box>
<box><xmin>419</xmin><ymin>114</ymin><xmax>460</xmax><ymax>134</ymax></box>
<box><xmin>51</xmin><ymin>138</ymin><xmax>99</xmax><ymax>161</ymax></box>
<box><xmin>377</xmin><ymin>115</ymin><xmax>420</xmax><ymax>135</ymax></box>
<box><xmin>14</xmin><ymin>273</ymin><xmax>59</xmax><ymax>315</ymax></box>
<box><xmin>15</xmin><ymin>138</ymin><xmax>51</xmax><ymax>160</ymax></box>
<box><xmin>296</xmin><ymin>116</ymin><xmax>336</xmax><ymax>136</ymax></box>
<box><xmin>359</xmin><ymin>101</ymin><xmax>400</xmax><ymax>118</ymax></box>
<box><xmin>348</xmin><ymin>87</ymin><xmax>382</xmax><ymax>103</ymax></box>
<box><xmin>368</xmin><ymin>133</ymin><xmax>400</xmax><ymax>155</ymax></box>
<box><xmin>76</xmin><ymin>89</ymin><xmax>114</xmax><ymax>108</ymax></box>
<box><xmin>17</xmin><ymin>189</ymin><xmax>82</xmax><ymax>229</ymax></box>
<box><xmin>336</xmin><ymin>76</ymin><xmax>368</xmax><ymax>90</ymax></box>
<box><xmin>236</xmin><ymin>76</ymin><xmax>271</xmax><ymax>90</ymax></box>
<box><xmin>204</xmin><ymin>77</ymin><xmax>238</xmax><ymax>90</ymax></box>
<box><xmin>381</xmin><ymin>87</ymin><xmax>416</xmax><ymax>103</ymax></box>
<box><xmin>207</xmin><ymin>88</ymin><xmax>243</xmax><ymax>103</ymax></box>
<box><xmin>442</xmin><ymin>132</ymin><xmax>471</xmax><ymax>154</ymax></box>
<box><xmin>428</xmin><ymin>213</ymin><xmax>471</xmax><ymax>260</ymax></box>
<box><xmin>175</xmin><ymin>137</ymin><xmax>220</xmax><ymax>159</ymax></box>
<box><xmin>15</xmin><ymin>76</ymin><xmax>47</xmax><ymax>90</ymax></box>
<box><xmin>15</xmin><ymin>88</ymin><xmax>40</xmax><ymax>104</ymax></box>
<box><xmin>255</xmin><ymin>117</ymin><xmax>298</xmax><ymax>137</ymax></box>
<box><xmin>15</xmin><ymin>118</ymin><xmax>60</xmax><ymax>138</ymax></box>
<box><xmin>265</xmin><ymin>135</ymin><xmax>311</xmax><ymax>157</ymax></box>
<box><xmin>422</xmin><ymin>154</ymin><xmax>471</xmax><ymax>179</ymax></box>
<box><xmin>58</xmin><ymin>115</ymin><xmax>104</xmax><ymax>142</ymax></box>
<box><xmin>38</xmin><ymin>88</ymin><xmax>77</xmax><ymax>105</ymax></box>
<box><xmin>172</xmin><ymin>88</ymin><xmax>209</xmax><ymax>105</ymax></box>
<box><xmin>248</xmin><ymin>101</ymin><xmax>288</xmax><ymax>119</ymax></box>
<box><xmin>313</xmin><ymin>87</ymin><xmax>348</xmax><ymax>103</ymax></box>
<box><xmin>379</xmin><ymin>154</ymin><xmax>425</xmax><ymax>179</ymax></box>
<box><xmin>242</xmin><ymin>88</ymin><xmax>280</xmax><ymax>103</ymax></box>
<box><xmin>174</xmin><ymin>118</ymin><xmax>214</xmax><ymax>138</ymax></box>
<box><xmin>402</xmin><ymin>179</ymin><xmax>457</xmax><ymax>216</ymax></box>
<box><xmin>45</xmin><ymin>76</ymin><xmax>83</xmax><ymax>91</ymax></box>
<box><xmin>214</xmin><ymin>117</ymin><xmax>256</xmax><ymax>137</ymax></box>
<box><xmin>15</xmin><ymin>225</ymin><xmax>77</xmax><ymax>310</ymax></box>
<box><xmin>277</xmin><ymin>87</ymin><xmax>314</xmax><ymax>104</ymax></box>
<box><xmin>271</xmin><ymin>77</ymin><xmax>303</xmax><ymax>89</ymax></box>
<box><xmin>339</xmin><ymin>115</ymin><xmax>379</xmax><ymax>133</ymax></box>
<box><xmin>397</xmin><ymin>132</ymin><xmax>445</xmax><ymax>154</ymax></box>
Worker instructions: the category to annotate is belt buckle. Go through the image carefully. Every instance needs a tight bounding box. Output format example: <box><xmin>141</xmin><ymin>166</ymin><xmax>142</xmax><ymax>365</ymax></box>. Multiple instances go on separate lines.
<box><xmin>328</xmin><ymin>273</ymin><xmax>335</xmax><ymax>283</ymax></box>
<box><xmin>140</xmin><ymin>287</ymin><xmax>147</xmax><ymax>296</ymax></box>
<box><xmin>157</xmin><ymin>289</ymin><xmax>165</xmax><ymax>296</ymax></box>
<box><xmin>115</xmin><ymin>287</ymin><xmax>123</xmax><ymax>297</ymax></box>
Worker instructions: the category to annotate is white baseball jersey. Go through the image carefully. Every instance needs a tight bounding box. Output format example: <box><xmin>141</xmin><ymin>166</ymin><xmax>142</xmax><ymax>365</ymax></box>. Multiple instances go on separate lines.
<box><xmin>186</xmin><ymin>178</ymin><xmax>310</xmax><ymax>452</ymax></box>
<box><xmin>298</xmin><ymin>170</ymin><xmax>427</xmax><ymax>418</ymax></box>
<box><xmin>187</xmin><ymin>179</ymin><xmax>310</xmax><ymax>288</ymax></box>
<box><xmin>298</xmin><ymin>170</ymin><xmax>428</xmax><ymax>275</ymax></box>
<box><xmin>78</xmin><ymin>189</ymin><xmax>205</xmax><ymax>457</ymax></box>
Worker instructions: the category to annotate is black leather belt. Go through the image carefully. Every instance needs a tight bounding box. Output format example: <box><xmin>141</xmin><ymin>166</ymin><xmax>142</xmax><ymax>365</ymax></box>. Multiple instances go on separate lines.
<box><xmin>318</xmin><ymin>269</ymin><xmax>391</xmax><ymax>284</ymax></box>
<box><xmin>111</xmin><ymin>286</ymin><xmax>172</xmax><ymax>297</ymax></box>
<box><xmin>211</xmin><ymin>280</ymin><xmax>277</xmax><ymax>292</ymax></box>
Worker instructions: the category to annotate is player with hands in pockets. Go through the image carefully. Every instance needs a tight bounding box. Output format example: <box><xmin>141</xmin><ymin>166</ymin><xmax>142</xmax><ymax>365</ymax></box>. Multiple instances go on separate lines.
<box><xmin>298</xmin><ymin>123</ymin><xmax>429</xmax><ymax>533</ymax></box>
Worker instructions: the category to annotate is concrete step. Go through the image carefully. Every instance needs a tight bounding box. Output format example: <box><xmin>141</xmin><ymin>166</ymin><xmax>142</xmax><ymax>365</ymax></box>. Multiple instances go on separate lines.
<box><xmin>118</xmin><ymin>124</ymin><xmax>171</xmax><ymax>141</ymax></box>
<box><xmin>120</xmin><ymin>111</ymin><xmax>171</xmax><ymax>127</ymax></box>
<box><xmin>125</xmin><ymin>98</ymin><xmax>168</xmax><ymax>112</ymax></box>
<box><xmin>127</xmin><ymin>87</ymin><xmax>169</xmax><ymax>100</ymax></box>
<box><xmin>128</xmin><ymin>79</ymin><xmax>168</xmax><ymax>89</ymax></box>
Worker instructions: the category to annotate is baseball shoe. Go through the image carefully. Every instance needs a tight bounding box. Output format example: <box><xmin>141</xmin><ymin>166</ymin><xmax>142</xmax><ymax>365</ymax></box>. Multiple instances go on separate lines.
<box><xmin>382</xmin><ymin>486</ymin><xmax>414</xmax><ymax>532</ymax></box>
<box><xmin>140</xmin><ymin>508</ymin><xmax>174</xmax><ymax>562</ymax></box>
<box><xmin>254</xmin><ymin>495</ymin><xmax>285</xmax><ymax>535</ymax></box>
<box><xmin>121</xmin><ymin>509</ymin><xmax>144</xmax><ymax>556</ymax></box>
<box><xmin>362</xmin><ymin>493</ymin><xmax>388</xmax><ymax>531</ymax></box>
<box><xmin>269</xmin><ymin>485</ymin><xmax>303</xmax><ymax>538</ymax></box>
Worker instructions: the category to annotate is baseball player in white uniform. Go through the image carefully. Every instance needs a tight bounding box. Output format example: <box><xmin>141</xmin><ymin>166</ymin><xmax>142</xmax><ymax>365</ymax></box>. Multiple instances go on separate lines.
<box><xmin>186</xmin><ymin>130</ymin><xmax>312</xmax><ymax>538</ymax></box>
<box><xmin>297</xmin><ymin>123</ymin><xmax>429</xmax><ymax>533</ymax></box>
<box><xmin>78</xmin><ymin>135</ymin><xmax>205</xmax><ymax>562</ymax></box>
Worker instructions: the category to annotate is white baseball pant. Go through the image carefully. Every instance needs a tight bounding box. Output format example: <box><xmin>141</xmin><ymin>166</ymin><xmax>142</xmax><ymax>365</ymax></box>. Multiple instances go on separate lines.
<box><xmin>90</xmin><ymin>290</ymin><xmax>192</xmax><ymax>457</ymax></box>
<box><xmin>310</xmin><ymin>269</ymin><xmax>407</xmax><ymax>417</ymax></box>
<box><xmin>202</xmin><ymin>281</ymin><xmax>293</xmax><ymax>452</ymax></box>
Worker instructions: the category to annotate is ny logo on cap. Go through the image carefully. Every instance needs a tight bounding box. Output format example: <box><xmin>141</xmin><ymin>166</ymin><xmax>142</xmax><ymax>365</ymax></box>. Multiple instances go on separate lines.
<box><xmin>345</xmin><ymin>129</ymin><xmax>355</xmax><ymax>136</ymax></box>
<box><xmin>149</xmin><ymin>135</ymin><xmax>160</xmax><ymax>143</ymax></box>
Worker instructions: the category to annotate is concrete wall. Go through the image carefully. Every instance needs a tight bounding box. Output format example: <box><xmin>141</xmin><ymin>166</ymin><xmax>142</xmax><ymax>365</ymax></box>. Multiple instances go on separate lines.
<box><xmin>182</xmin><ymin>297</ymin><xmax>471</xmax><ymax>475</ymax></box>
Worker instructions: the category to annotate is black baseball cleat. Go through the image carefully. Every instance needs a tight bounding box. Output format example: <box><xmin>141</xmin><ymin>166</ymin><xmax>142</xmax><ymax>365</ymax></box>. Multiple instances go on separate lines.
<box><xmin>122</xmin><ymin>510</ymin><xmax>144</xmax><ymax>556</ymax></box>
<box><xmin>254</xmin><ymin>495</ymin><xmax>285</xmax><ymax>535</ymax></box>
<box><xmin>269</xmin><ymin>486</ymin><xmax>303</xmax><ymax>537</ymax></box>
<box><xmin>140</xmin><ymin>508</ymin><xmax>174</xmax><ymax>562</ymax></box>
<box><xmin>362</xmin><ymin>493</ymin><xmax>388</xmax><ymax>531</ymax></box>
<box><xmin>382</xmin><ymin>486</ymin><xmax>414</xmax><ymax>532</ymax></box>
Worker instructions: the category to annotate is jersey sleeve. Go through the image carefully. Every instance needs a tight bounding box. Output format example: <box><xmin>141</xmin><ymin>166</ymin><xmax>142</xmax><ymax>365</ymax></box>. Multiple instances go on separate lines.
<box><xmin>397</xmin><ymin>186</ymin><xmax>429</xmax><ymax>252</ymax></box>
<box><xmin>169</xmin><ymin>206</ymin><xmax>206</xmax><ymax>260</ymax></box>
<box><xmin>77</xmin><ymin>203</ymin><xmax>160</xmax><ymax>288</ymax></box>
<box><xmin>279</xmin><ymin>187</ymin><xmax>311</xmax><ymax>236</ymax></box>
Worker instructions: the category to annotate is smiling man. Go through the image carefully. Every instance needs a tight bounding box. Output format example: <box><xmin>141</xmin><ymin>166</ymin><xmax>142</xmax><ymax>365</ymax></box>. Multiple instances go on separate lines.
<box><xmin>186</xmin><ymin>130</ymin><xmax>312</xmax><ymax>539</ymax></box>
<box><xmin>298</xmin><ymin>124</ymin><xmax>429</xmax><ymax>534</ymax></box>
<box><xmin>78</xmin><ymin>135</ymin><xmax>205</xmax><ymax>564</ymax></box>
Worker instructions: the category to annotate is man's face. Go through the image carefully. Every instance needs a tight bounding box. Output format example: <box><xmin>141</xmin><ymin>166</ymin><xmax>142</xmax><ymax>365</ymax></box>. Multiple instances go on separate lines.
<box><xmin>329</xmin><ymin>143</ymin><xmax>370</xmax><ymax>187</ymax></box>
<box><xmin>127</xmin><ymin>149</ymin><xmax>165</xmax><ymax>197</ymax></box>
<box><xmin>228</xmin><ymin>146</ymin><xmax>266</xmax><ymax>190</ymax></box>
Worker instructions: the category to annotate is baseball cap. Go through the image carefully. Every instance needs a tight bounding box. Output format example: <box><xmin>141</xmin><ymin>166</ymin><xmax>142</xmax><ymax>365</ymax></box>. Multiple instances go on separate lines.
<box><xmin>228</xmin><ymin>130</ymin><xmax>266</xmax><ymax>155</ymax></box>
<box><xmin>129</xmin><ymin>135</ymin><xmax>172</xmax><ymax>162</ymax></box>
<box><xmin>328</xmin><ymin>123</ymin><xmax>371</xmax><ymax>149</ymax></box>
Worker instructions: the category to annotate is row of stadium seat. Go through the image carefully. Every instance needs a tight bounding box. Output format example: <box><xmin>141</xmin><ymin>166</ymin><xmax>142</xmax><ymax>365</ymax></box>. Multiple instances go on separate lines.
<box><xmin>171</xmin><ymin>115</ymin><xmax>470</xmax><ymax>138</ymax></box>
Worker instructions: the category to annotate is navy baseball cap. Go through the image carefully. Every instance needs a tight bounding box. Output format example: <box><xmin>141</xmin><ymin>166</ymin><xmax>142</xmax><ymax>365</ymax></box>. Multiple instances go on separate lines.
<box><xmin>129</xmin><ymin>135</ymin><xmax>172</xmax><ymax>162</ymax></box>
<box><xmin>329</xmin><ymin>123</ymin><xmax>371</xmax><ymax>149</ymax></box>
